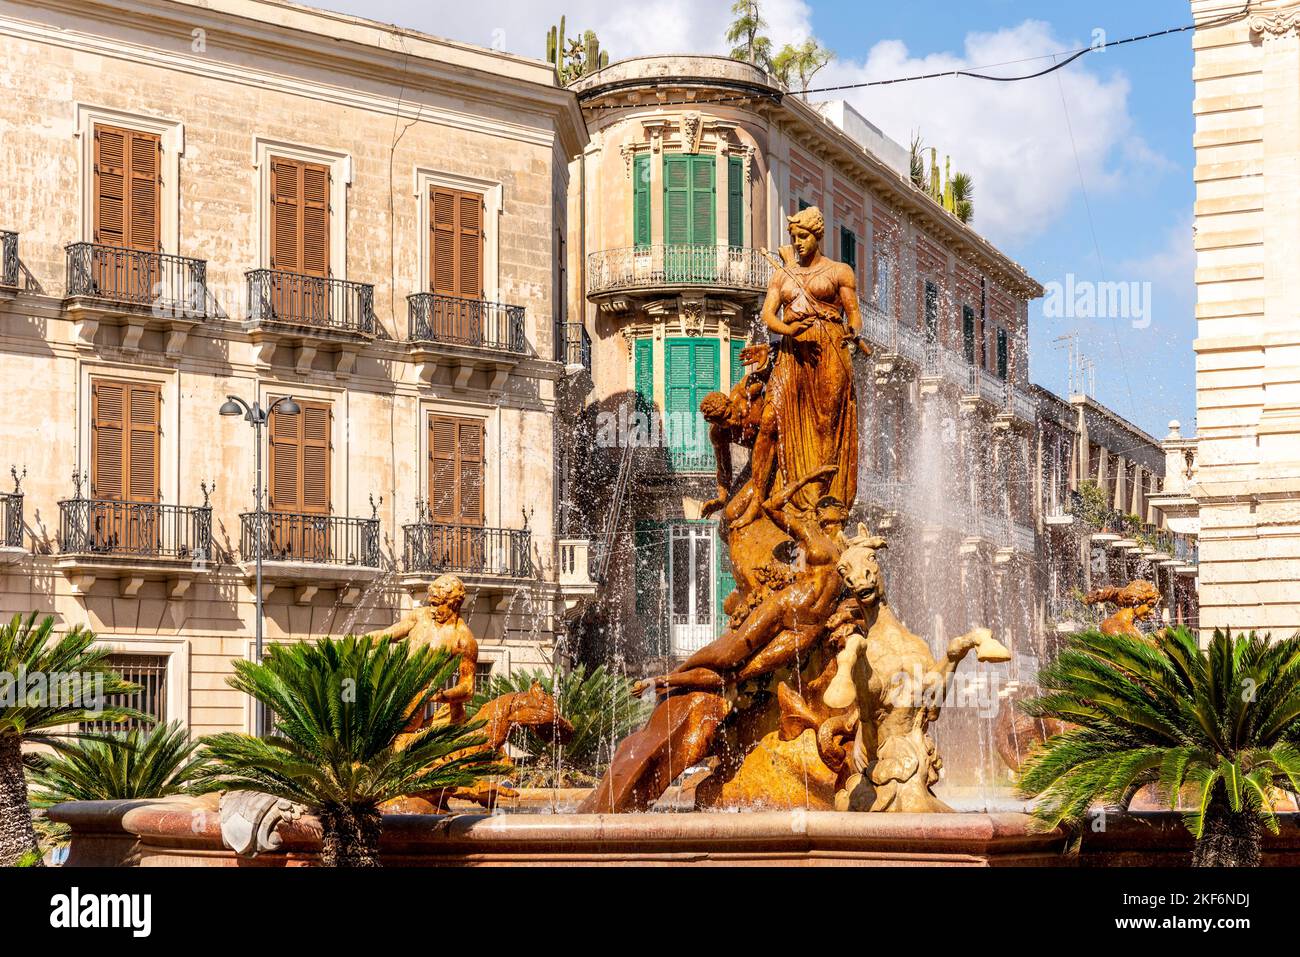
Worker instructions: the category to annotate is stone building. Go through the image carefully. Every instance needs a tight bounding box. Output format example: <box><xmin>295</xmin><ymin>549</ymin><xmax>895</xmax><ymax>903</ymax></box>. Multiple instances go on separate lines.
<box><xmin>1188</xmin><ymin>0</ymin><xmax>1300</xmax><ymax>637</ymax></box>
<box><xmin>557</xmin><ymin>56</ymin><xmax>1048</xmax><ymax>680</ymax></box>
<box><xmin>0</xmin><ymin>0</ymin><xmax>586</xmax><ymax>734</ymax></box>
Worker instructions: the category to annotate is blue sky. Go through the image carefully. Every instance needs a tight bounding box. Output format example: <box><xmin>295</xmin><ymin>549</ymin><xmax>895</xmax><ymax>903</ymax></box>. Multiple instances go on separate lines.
<box><xmin>310</xmin><ymin>0</ymin><xmax>1197</xmax><ymax>438</ymax></box>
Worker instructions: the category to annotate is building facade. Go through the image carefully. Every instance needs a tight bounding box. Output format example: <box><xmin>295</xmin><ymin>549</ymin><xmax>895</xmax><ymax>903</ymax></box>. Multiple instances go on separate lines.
<box><xmin>0</xmin><ymin>0</ymin><xmax>586</xmax><ymax>735</ymax></box>
<box><xmin>558</xmin><ymin>56</ymin><xmax>1048</xmax><ymax>684</ymax></box>
<box><xmin>1190</xmin><ymin>0</ymin><xmax>1300</xmax><ymax>637</ymax></box>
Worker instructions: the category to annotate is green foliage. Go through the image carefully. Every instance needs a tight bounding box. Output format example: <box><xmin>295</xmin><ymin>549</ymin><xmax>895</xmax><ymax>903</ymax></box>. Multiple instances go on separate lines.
<box><xmin>201</xmin><ymin>636</ymin><xmax>504</xmax><ymax>813</ymax></box>
<box><xmin>0</xmin><ymin>613</ymin><xmax>143</xmax><ymax>741</ymax></box>
<box><xmin>726</xmin><ymin>0</ymin><xmax>773</xmax><ymax>71</ymax></box>
<box><xmin>545</xmin><ymin>17</ymin><xmax>608</xmax><ymax>84</ymax></box>
<box><xmin>771</xmin><ymin>39</ymin><xmax>834</xmax><ymax>96</ymax></box>
<box><xmin>470</xmin><ymin>664</ymin><xmax>649</xmax><ymax>783</ymax></box>
<box><xmin>950</xmin><ymin>171</ymin><xmax>974</xmax><ymax>224</ymax></box>
<box><xmin>1018</xmin><ymin>627</ymin><xmax>1300</xmax><ymax>845</ymax></box>
<box><xmin>27</xmin><ymin>721</ymin><xmax>208</xmax><ymax>807</ymax></box>
<box><xmin>908</xmin><ymin>133</ymin><xmax>925</xmax><ymax>187</ymax></box>
<box><xmin>1073</xmin><ymin>480</ymin><xmax>1110</xmax><ymax>528</ymax></box>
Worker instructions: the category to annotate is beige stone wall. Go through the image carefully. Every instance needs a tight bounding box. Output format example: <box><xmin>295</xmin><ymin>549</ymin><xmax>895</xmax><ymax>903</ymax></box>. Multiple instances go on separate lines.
<box><xmin>1191</xmin><ymin>0</ymin><xmax>1300</xmax><ymax>635</ymax></box>
<box><xmin>0</xmin><ymin>0</ymin><xmax>584</xmax><ymax>734</ymax></box>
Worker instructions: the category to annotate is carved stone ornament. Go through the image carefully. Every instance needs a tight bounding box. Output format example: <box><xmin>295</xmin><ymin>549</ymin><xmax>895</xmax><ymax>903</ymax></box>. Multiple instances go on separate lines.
<box><xmin>1248</xmin><ymin>8</ymin><xmax>1300</xmax><ymax>38</ymax></box>
<box><xmin>680</xmin><ymin>111</ymin><xmax>703</xmax><ymax>154</ymax></box>
<box><xmin>219</xmin><ymin>789</ymin><xmax>308</xmax><ymax>857</ymax></box>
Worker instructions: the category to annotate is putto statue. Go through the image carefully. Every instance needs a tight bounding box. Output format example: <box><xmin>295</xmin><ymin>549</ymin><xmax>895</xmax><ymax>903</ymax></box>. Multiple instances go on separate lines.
<box><xmin>370</xmin><ymin>574</ymin><xmax>572</xmax><ymax>810</ymax></box>
<box><xmin>1084</xmin><ymin>580</ymin><xmax>1163</xmax><ymax>638</ymax></box>
<box><xmin>582</xmin><ymin>207</ymin><xmax>1008</xmax><ymax>814</ymax></box>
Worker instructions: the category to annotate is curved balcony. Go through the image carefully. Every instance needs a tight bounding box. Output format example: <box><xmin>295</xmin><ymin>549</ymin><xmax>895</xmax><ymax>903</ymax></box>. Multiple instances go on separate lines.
<box><xmin>586</xmin><ymin>244</ymin><xmax>771</xmax><ymax>304</ymax></box>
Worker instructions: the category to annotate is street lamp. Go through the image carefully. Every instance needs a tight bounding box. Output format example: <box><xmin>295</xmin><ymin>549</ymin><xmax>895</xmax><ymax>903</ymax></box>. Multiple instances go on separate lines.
<box><xmin>219</xmin><ymin>393</ymin><xmax>300</xmax><ymax>737</ymax></box>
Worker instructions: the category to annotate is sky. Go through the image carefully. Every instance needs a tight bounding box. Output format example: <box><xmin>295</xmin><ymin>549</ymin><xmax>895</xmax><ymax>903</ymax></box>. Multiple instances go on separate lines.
<box><xmin>304</xmin><ymin>0</ymin><xmax>1197</xmax><ymax>439</ymax></box>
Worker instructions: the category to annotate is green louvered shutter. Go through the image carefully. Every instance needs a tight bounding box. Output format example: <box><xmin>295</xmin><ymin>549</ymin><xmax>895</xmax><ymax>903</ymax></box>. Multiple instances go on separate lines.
<box><xmin>633</xmin><ymin>153</ymin><xmax>650</xmax><ymax>250</ymax></box>
<box><xmin>840</xmin><ymin>227</ymin><xmax>856</xmax><ymax>273</ymax></box>
<box><xmin>996</xmin><ymin>327</ymin><xmax>1009</xmax><ymax>380</ymax></box>
<box><xmin>634</xmin><ymin>520</ymin><xmax>667</xmax><ymax>654</ymax></box>
<box><xmin>715</xmin><ymin>527</ymin><xmax>737</xmax><ymax>636</ymax></box>
<box><xmin>691</xmin><ymin>155</ymin><xmax>716</xmax><ymax>246</ymax></box>
<box><xmin>664</xmin><ymin>156</ymin><xmax>691</xmax><ymax>245</ymax></box>
<box><xmin>694</xmin><ymin>340</ymin><xmax>720</xmax><ymax>470</ymax></box>
<box><xmin>962</xmin><ymin>305</ymin><xmax>976</xmax><ymax>364</ymax></box>
<box><xmin>634</xmin><ymin>337</ymin><xmax>653</xmax><ymax>411</ymax></box>
<box><xmin>727</xmin><ymin>156</ymin><xmax>743</xmax><ymax>248</ymax></box>
<box><xmin>729</xmin><ymin>337</ymin><xmax>745</xmax><ymax>389</ymax></box>
<box><xmin>665</xmin><ymin>339</ymin><xmax>693</xmax><ymax>466</ymax></box>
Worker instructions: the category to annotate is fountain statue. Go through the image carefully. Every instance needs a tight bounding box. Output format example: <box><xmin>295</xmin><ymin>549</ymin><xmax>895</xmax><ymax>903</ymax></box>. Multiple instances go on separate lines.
<box><xmin>1084</xmin><ymin>580</ymin><xmax>1162</xmax><ymax>638</ymax></box>
<box><xmin>580</xmin><ymin>206</ymin><xmax>1009</xmax><ymax>813</ymax></box>
<box><xmin>369</xmin><ymin>574</ymin><xmax>574</xmax><ymax>811</ymax></box>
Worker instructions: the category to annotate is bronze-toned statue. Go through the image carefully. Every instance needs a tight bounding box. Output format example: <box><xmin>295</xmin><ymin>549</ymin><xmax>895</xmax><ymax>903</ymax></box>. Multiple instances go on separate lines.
<box><xmin>1084</xmin><ymin>580</ymin><xmax>1162</xmax><ymax>639</ymax></box>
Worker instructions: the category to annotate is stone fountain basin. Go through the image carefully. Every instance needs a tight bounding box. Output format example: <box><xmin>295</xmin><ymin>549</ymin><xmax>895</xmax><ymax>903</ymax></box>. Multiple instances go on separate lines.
<box><xmin>48</xmin><ymin>795</ymin><xmax>1300</xmax><ymax>867</ymax></box>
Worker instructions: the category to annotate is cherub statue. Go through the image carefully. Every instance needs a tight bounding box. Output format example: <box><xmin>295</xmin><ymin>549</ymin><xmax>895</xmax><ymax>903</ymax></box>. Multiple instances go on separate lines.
<box><xmin>1084</xmin><ymin>579</ymin><xmax>1162</xmax><ymax>638</ymax></box>
<box><xmin>700</xmin><ymin>343</ymin><xmax>772</xmax><ymax>521</ymax></box>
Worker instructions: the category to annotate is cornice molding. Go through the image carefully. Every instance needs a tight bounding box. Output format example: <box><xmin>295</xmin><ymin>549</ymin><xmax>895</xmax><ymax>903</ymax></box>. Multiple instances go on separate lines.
<box><xmin>1247</xmin><ymin>8</ymin><xmax>1300</xmax><ymax>38</ymax></box>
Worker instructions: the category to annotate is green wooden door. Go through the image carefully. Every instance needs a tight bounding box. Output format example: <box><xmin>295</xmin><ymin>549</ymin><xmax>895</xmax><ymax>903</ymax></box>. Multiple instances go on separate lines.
<box><xmin>729</xmin><ymin>337</ymin><xmax>745</xmax><ymax>389</ymax></box>
<box><xmin>634</xmin><ymin>337</ymin><xmax>653</xmax><ymax>412</ymax></box>
<box><xmin>727</xmin><ymin>156</ymin><xmax>744</xmax><ymax>248</ymax></box>
<box><xmin>664</xmin><ymin>154</ymin><xmax>716</xmax><ymax>281</ymax></box>
<box><xmin>633</xmin><ymin>153</ymin><xmax>650</xmax><ymax>249</ymax></box>
<box><xmin>664</xmin><ymin>337</ymin><xmax>719</xmax><ymax>473</ymax></box>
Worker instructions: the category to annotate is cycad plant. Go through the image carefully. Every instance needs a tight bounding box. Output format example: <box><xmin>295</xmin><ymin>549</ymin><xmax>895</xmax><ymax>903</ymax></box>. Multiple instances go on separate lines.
<box><xmin>0</xmin><ymin>613</ymin><xmax>141</xmax><ymax>866</ymax></box>
<box><xmin>1018</xmin><ymin>626</ymin><xmax>1300</xmax><ymax>866</ymax></box>
<box><xmin>201</xmin><ymin>636</ymin><xmax>503</xmax><ymax>867</ymax></box>
<box><xmin>950</xmin><ymin>171</ymin><xmax>974</xmax><ymax>224</ymax></box>
<box><xmin>27</xmin><ymin>721</ymin><xmax>208</xmax><ymax>807</ymax></box>
<box><xmin>471</xmin><ymin>664</ymin><xmax>648</xmax><ymax>786</ymax></box>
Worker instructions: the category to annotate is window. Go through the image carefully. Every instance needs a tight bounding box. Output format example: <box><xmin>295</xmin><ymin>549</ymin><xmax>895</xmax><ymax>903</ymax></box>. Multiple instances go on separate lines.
<box><xmin>93</xmin><ymin>125</ymin><xmax>160</xmax><ymax>252</ymax></box>
<box><xmin>473</xmin><ymin>662</ymin><xmax>494</xmax><ymax>695</ymax></box>
<box><xmin>924</xmin><ymin>280</ymin><xmax>939</xmax><ymax>343</ymax></box>
<box><xmin>634</xmin><ymin>337</ymin><xmax>653</xmax><ymax>411</ymax></box>
<box><xmin>430</xmin><ymin>186</ymin><xmax>483</xmax><ymax>299</ymax></box>
<box><xmin>727</xmin><ymin>156</ymin><xmax>744</xmax><ymax>248</ymax></box>
<box><xmin>798</xmin><ymin>198</ymin><xmax>811</xmax><ymax>211</ymax></box>
<box><xmin>633</xmin><ymin>153</ymin><xmax>651</xmax><ymax>249</ymax></box>
<box><xmin>428</xmin><ymin>414</ymin><xmax>484</xmax><ymax>526</ymax></box>
<box><xmin>874</xmin><ymin>253</ymin><xmax>893</xmax><ymax>312</ymax></box>
<box><xmin>962</xmin><ymin>305</ymin><xmax>976</xmax><ymax>364</ymax></box>
<box><xmin>840</xmin><ymin>228</ymin><xmax>856</xmax><ymax>274</ymax></box>
<box><xmin>269</xmin><ymin>400</ymin><xmax>331</xmax><ymax>514</ymax></box>
<box><xmin>81</xmin><ymin>653</ymin><xmax>168</xmax><ymax>733</ymax></box>
<box><xmin>996</xmin><ymin>327</ymin><xmax>1009</xmax><ymax>380</ymax></box>
<box><xmin>664</xmin><ymin>338</ymin><xmax>719</xmax><ymax>470</ymax></box>
<box><xmin>663</xmin><ymin>154</ymin><xmax>716</xmax><ymax>247</ymax></box>
<box><xmin>269</xmin><ymin>156</ymin><xmax>330</xmax><ymax>277</ymax></box>
<box><xmin>668</xmin><ymin>522</ymin><xmax>713</xmax><ymax>657</ymax></box>
<box><xmin>729</xmin><ymin>337</ymin><xmax>746</xmax><ymax>389</ymax></box>
<box><xmin>91</xmin><ymin>379</ymin><xmax>160</xmax><ymax>503</ymax></box>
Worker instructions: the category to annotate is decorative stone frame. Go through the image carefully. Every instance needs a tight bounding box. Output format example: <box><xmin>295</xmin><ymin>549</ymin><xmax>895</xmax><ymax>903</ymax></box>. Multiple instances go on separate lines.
<box><xmin>412</xmin><ymin>168</ymin><xmax>503</xmax><ymax>303</ymax></box>
<box><xmin>252</xmin><ymin>137</ymin><xmax>352</xmax><ymax>280</ymax></box>
<box><xmin>75</xmin><ymin>104</ymin><xmax>185</xmax><ymax>254</ymax></box>
<box><xmin>77</xmin><ymin>363</ymin><xmax>179</xmax><ymax>504</ymax></box>
<box><xmin>416</xmin><ymin>399</ymin><xmax>496</xmax><ymax>529</ymax></box>
<box><xmin>261</xmin><ymin>378</ymin><xmax>347</xmax><ymax>518</ymax></box>
<box><xmin>91</xmin><ymin>636</ymin><xmax>190</xmax><ymax>728</ymax></box>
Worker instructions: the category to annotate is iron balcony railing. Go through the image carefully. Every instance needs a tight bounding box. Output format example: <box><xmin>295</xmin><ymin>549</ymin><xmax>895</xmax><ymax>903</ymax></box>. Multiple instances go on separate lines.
<box><xmin>58</xmin><ymin>498</ymin><xmax>212</xmax><ymax>560</ymax></box>
<box><xmin>402</xmin><ymin>522</ymin><xmax>533</xmax><ymax>579</ymax></box>
<box><xmin>586</xmin><ymin>244</ymin><xmax>771</xmax><ymax>296</ymax></box>
<box><xmin>857</xmin><ymin>299</ymin><xmax>895</xmax><ymax>354</ymax></box>
<box><xmin>1</xmin><ymin>231</ymin><xmax>17</xmax><ymax>289</ymax></box>
<box><xmin>0</xmin><ymin>491</ymin><xmax>22</xmax><ymax>548</ymax></box>
<box><xmin>407</xmin><ymin>293</ymin><xmax>525</xmax><ymax>354</ymax></box>
<box><xmin>65</xmin><ymin>243</ymin><xmax>208</xmax><ymax>316</ymax></box>
<box><xmin>240</xmin><ymin>511</ymin><xmax>380</xmax><ymax>567</ymax></box>
<box><xmin>246</xmin><ymin>269</ymin><xmax>375</xmax><ymax>335</ymax></box>
<box><xmin>559</xmin><ymin>321</ymin><xmax>592</xmax><ymax>372</ymax></box>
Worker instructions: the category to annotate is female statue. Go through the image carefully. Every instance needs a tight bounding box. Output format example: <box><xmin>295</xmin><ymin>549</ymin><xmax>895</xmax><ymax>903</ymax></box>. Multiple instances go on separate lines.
<box><xmin>735</xmin><ymin>206</ymin><xmax>868</xmax><ymax>524</ymax></box>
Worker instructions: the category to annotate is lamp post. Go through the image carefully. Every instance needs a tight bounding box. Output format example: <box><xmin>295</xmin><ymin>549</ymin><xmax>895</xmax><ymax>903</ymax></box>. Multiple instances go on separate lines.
<box><xmin>219</xmin><ymin>393</ymin><xmax>300</xmax><ymax>737</ymax></box>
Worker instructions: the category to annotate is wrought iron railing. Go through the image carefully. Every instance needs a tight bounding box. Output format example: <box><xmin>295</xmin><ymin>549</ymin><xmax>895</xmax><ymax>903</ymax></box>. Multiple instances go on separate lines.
<box><xmin>0</xmin><ymin>491</ymin><xmax>21</xmax><ymax>548</ymax></box>
<box><xmin>65</xmin><ymin>243</ymin><xmax>208</xmax><ymax>316</ymax></box>
<box><xmin>246</xmin><ymin>269</ymin><xmax>375</xmax><ymax>335</ymax></box>
<box><xmin>402</xmin><ymin>522</ymin><xmax>533</xmax><ymax>578</ymax></box>
<box><xmin>1</xmin><ymin>231</ymin><xmax>17</xmax><ymax>289</ymax></box>
<box><xmin>240</xmin><ymin>511</ymin><xmax>380</xmax><ymax>566</ymax></box>
<box><xmin>58</xmin><ymin>498</ymin><xmax>212</xmax><ymax>560</ymax></box>
<box><xmin>1006</xmin><ymin>384</ymin><xmax>1036</xmax><ymax>423</ymax></box>
<box><xmin>586</xmin><ymin>245</ymin><xmax>771</xmax><ymax>295</ymax></box>
<box><xmin>559</xmin><ymin>321</ymin><xmax>592</xmax><ymax>371</ymax></box>
<box><xmin>407</xmin><ymin>293</ymin><xmax>525</xmax><ymax>353</ymax></box>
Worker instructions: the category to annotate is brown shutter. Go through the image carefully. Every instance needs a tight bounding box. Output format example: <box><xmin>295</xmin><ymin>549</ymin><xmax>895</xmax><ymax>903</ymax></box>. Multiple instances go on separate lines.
<box><xmin>302</xmin><ymin>163</ymin><xmax>329</xmax><ymax>278</ymax></box>
<box><xmin>128</xmin><ymin>132</ymin><xmax>160</xmax><ymax>252</ymax></box>
<box><xmin>91</xmin><ymin>381</ymin><xmax>125</xmax><ymax>500</ymax></box>
<box><xmin>431</xmin><ymin>188</ymin><xmax>457</xmax><ymax>295</ymax></box>
<box><xmin>457</xmin><ymin>191</ymin><xmax>482</xmax><ymax>298</ymax></box>
<box><xmin>301</xmin><ymin>402</ymin><xmax>331</xmax><ymax>514</ymax></box>
<box><xmin>270</xmin><ymin>157</ymin><xmax>330</xmax><ymax>277</ymax></box>
<box><xmin>457</xmin><ymin>418</ymin><xmax>483</xmax><ymax>525</ymax></box>
<box><xmin>427</xmin><ymin>414</ymin><xmax>483</xmax><ymax>526</ymax></box>
<box><xmin>93</xmin><ymin>126</ymin><xmax>160</xmax><ymax>252</ymax></box>
<box><xmin>93</xmin><ymin>127</ymin><xmax>126</xmax><ymax>248</ymax></box>
<box><xmin>268</xmin><ymin>404</ymin><xmax>301</xmax><ymax>511</ymax></box>
<box><xmin>429</xmin><ymin>186</ymin><xmax>482</xmax><ymax>298</ymax></box>
<box><xmin>126</xmin><ymin>384</ymin><xmax>160</xmax><ymax>503</ymax></box>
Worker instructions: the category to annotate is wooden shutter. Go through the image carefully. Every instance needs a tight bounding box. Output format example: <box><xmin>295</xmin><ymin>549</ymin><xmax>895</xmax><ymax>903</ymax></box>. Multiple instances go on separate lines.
<box><xmin>727</xmin><ymin>156</ymin><xmax>743</xmax><ymax>248</ymax></box>
<box><xmin>730</xmin><ymin>337</ymin><xmax>745</xmax><ymax>389</ymax></box>
<box><xmin>633</xmin><ymin>154</ymin><xmax>650</xmax><ymax>248</ymax></box>
<box><xmin>94</xmin><ymin>125</ymin><xmax>160</xmax><ymax>252</ymax></box>
<box><xmin>427</xmin><ymin>414</ymin><xmax>484</xmax><ymax>526</ymax></box>
<box><xmin>690</xmin><ymin>156</ymin><xmax>715</xmax><ymax>246</ymax></box>
<box><xmin>268</xmin><ymin>399</ymin><xmax>331</xmax><ymax>513</ymax></box>
<box><xmin>634</xmin><ymin>337</ymin><xmax>653</xmax><ymax>409</ymax></box>
<box><xmin>429</xmin><ymin>186</ymin><xmax>483</xmax><ymax>298</ymax></box>
<box><xmin>962</xmin><ymin>305</ymin><xmax>976</xmax><ymax>364</ymax></box>
<box><xmin>663</xmin><ymin>156</ymin><xmax>690</xmax><ymax>246</ymax></box>
<box><xmin>91</xmin><ymin>379</ymin><xmax>160</xmax><ymax>503</ymax></box>
<box><xmin>840</xmin><ymin>228</ymin><xmax>856</xmax><ymax>273</ymax></box>
<box><xmin>996</xmin><ymin>327</ymin><xmax>1009</xmax><ymax>380</ymax></box>
<box><xmin>270</xmin><ymin>157</ymin><xmax>329</xmax><ymax>276</ymax></box>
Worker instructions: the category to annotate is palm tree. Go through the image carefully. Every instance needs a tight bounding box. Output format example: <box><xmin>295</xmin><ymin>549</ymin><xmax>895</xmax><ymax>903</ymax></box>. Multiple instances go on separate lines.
<box><xmin>772</xmin><ymin>39</ymin><xmax>834</xmax><ymax>97</ymax></box>
<box><xmin>726</xmin><ymin>0</ymin><xmax>773</xmax><ymax>71</ymax></box>
<box><xmin>1018</xmin><ymin>626</ymin><xmax>1300</xmax><ymax>866</ymax></box>
<box><xmin>27</xmin><ymin>721</ymin><xmax>208</xmax><ymax>807</ymax></box>
<box><xmin>470</xmin><ymin>664</ymin><xmax>649</xmax><ymax>785</ymax></box>
<box><xmin>0</xmin><ymin>613</ymin><xmax>140</xmax><ymax>866</ymax></box>
<box><xmin>201</xmin><ymin>635</ymin><xmax>503</xmax><ymax>867</ymax></box>
<box><xmin>908</xmin><ymin>132</ymin><xmax>926</xmax><ymax>188</ymax></box>
<box><xmin>950</xmin><ymin>171</ymin><xmax>974</xmax><ymax>224</ymax></box>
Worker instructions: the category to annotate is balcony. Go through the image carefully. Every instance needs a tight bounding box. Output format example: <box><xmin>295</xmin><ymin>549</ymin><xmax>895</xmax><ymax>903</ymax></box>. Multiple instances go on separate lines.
<box><xmin>406</xmin><ymin>293</ymin><xmax>526</xmax><ymax>390</ymax></box>
<box><xmin>559</xmin><ymin>321</ymin><xmax>592</xmax><ymax>376</ymax></box>
<box><xmin>63</xmin><ymin>243</ymin><xmax>209</xmax><ymax>354</ymax></box>
<box><xmin>239</xmin><ymin>510</ymin><xmax>381</xmax><ymax>603</ymax></box>
<box><xmin>244</xmin><ymin>270</ymin><xmax>375</xmax><ymax>376</ymax></box>
<box><xmin>586</xmin><ymin>245</ymin><xmax>771</xmax><ymax>310</ymax></box>
<box><xmin>401</xmin><ymin>521</ymin><xmax>534</xmax><ymax>594</ymax></box>
<box><xmin>0</xmin><ymin>231</ymin><xmax>17</xmax><ymax>297</ymax></box>
<box><xmin>557</xmin><ymin>538</ymin><xmax>598</xmax><ymax>615</ymax></box>
<box><xmin>643</xmin><ymin>444</ymin><xmax>716</xmax><ymax>480</ymax></box>
<box><xmin>55</xmin><ymin>497</ymin><xmax>212</xmax><ymax>597</ymax></box>
<box><xmin>0</xmin><ymin>490</ymin><xmax>23</xmax><ymax>563</ymax></box>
